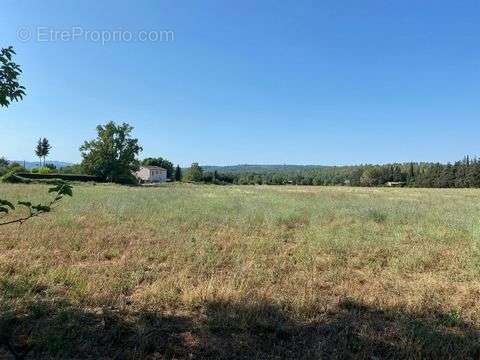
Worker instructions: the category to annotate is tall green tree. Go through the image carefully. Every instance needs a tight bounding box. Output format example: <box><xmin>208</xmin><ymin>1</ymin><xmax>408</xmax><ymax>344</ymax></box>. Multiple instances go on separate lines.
<box><xmin>80</xmin><ymin>121</ymin><xmax>142</xmax><ymax>184</ymax></box>
<box><xmin>34</xmin><ymin>137</ymin><xmax>52</xmax><ymax>166</ymax></box>
<box><xmin>41</xmin><ymin>138</ymin><xmax>51</xmax><ymax>166</ymax></box>
<box><xmin>35</xmin><ymin>138</ymin><xmax>43</xmax><ymax>166</ymax></box>
<box><xmin>174</xmin><ymin>165</ymin><xmax>182</xmax><ymax>181</ymax></box>
<box><xmin>0</xmin><ymin>46</ymin><xmax>25</xmax><ymax>107</ymax></box>
<box><xmin>183</xmin><ymin>162</ymin><xmax>203</xmax><ymax>182</ymax></box>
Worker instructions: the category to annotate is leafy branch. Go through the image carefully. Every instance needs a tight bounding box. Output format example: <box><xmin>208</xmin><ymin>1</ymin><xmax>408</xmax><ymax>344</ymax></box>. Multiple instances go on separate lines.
<box><xmin>0</xmin><ymin>182</ymin><xmax>73</xmax><ymax>226</ymax></box>
<box><xmin>0</xmin><ymin>46</ymin><xmax>26</xmax><ymax>107</ymax></box>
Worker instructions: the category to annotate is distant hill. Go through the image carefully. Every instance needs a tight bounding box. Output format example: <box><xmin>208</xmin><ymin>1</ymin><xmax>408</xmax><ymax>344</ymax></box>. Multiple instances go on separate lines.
<box><xmin>202</xmin><ymin>164</ymin><xmax>333</xmax><ymax>174</ymax></box>
<box><xmin>10</xmin><ymin>160</ymin><xmax>73</xmax><ymax>170</ymax></box>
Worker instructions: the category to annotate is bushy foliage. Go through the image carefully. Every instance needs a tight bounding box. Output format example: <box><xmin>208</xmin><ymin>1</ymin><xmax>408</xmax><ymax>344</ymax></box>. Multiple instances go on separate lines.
<box><xmin>183</xmin><ymin>163</ymin><xmax>203</xmax><ymax>182</ymax></box>
<box><xmin>0</xmin><ymin>162</ymin><xmax>27</xmax><ymax>176</ymax></box>
<box><xmin>31</xmin><ymin>166</ymin><xmax>52</xmax><ymax>174</ymax></box>
<box><xmin>80</xmin><ymin>121</ymin><xmax>142</xmax><ymax>184</ymax></box>
<box><xmin>35</xmin><ymin>138</ymin><xmax>52</xmax><ymax>166</ymax></box>
<box><xmin>0</xmin><ymin>46</ymin><xmax>25</xmax><ymax>107</ymax></box>
<box><xmin>174</xmin><ymin>165</ymin><xmax>182</xmax><ymax>181</ymax></box>
<box><xmin>202</xmin><ymin>171</ymin><xmax>235</xmax><ymax>185</ymax></box>
<box><xmin>58</xmin><ymin>164</ymin><xmax>85</xmax><ymax>175</ymax></box>
<box><xmin>201</xmin><ymin>156</ymin><xmax>480</xmax><ymax>188</ymax></box>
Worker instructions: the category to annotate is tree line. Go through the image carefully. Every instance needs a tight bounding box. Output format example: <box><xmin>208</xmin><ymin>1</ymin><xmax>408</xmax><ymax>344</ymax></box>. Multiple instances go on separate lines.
<box><xmin>4</xmin><ymin>117</ymin><xmax>480</xmax><ymax>188</ymax></box>
<box><xmin>5</xmin><ymin>127</ymin><xmax>480</xmax><ymax>188</ymax></box>
<box><xmin>197</xmin><ymin>157</ymin><xmax>480</xmax><ymax>188</ymax></box>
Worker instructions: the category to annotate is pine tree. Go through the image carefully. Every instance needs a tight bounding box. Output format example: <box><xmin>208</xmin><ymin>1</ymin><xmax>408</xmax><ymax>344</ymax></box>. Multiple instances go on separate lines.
<box><xmin>35</xmin><ymin>138</ymin><xmax>43</xmax><ymax>166</ymax></box>
<box><xmin>41</xmin><ymin>138</ymin><xmax>51</xmax><ymax>166</ymax></box>
<box><xmin>407</xmin><ymin>162</ymin><xmax>415</xmax><ymax>185</ymax></box>
<box><xmin>174</xmin><ymin>165</ymin><xmax>182</xmax><ymax>181</ymax></box>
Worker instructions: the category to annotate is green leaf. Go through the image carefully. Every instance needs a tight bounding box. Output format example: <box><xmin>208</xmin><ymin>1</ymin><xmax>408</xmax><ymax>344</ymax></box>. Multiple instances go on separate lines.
<box><xmin>60</xmin><ymin>185</ymin><xmax>73</xmax><ymax>197</ymax></box>
<box><xmin>48</xmin><ymin>183</ymin><xmax>73</xmax><ymax>197</ymax></box>
<box><xmin>32</xmin><ymin>205</ymin><xmax>51</xmax><ymax>213</ymax></box>
<box><xmin>48</xmin><ymin>185</ymin><xmax>62</xmax><ymax>193</ymax></box>
<box><xmin>0</xmin><ymin>199</ymin><xmax>15</xmax><ymax>210</ymax></box>
<box><xmin>18</xmin><ymin>201</ymin><xmax>32</xmax><ymax>208</ymax></box>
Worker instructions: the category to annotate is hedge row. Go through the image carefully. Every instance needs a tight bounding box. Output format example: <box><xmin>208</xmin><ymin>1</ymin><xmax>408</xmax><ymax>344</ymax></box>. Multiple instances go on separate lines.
<box><xmin>16</xmin><ymin>173</ymin><xmax>105</xmax><ymax>182</ymax></box>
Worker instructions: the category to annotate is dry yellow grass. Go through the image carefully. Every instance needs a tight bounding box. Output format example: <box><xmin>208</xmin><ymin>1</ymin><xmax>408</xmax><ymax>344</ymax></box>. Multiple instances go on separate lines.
<box><xmin>1</xmin><ymin>183</ymin><xmax>480</xmax><ymax>358</ymax></box>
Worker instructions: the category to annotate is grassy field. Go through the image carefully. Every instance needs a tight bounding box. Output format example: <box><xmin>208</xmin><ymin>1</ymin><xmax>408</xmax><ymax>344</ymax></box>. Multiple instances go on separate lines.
<box><xmin>1</xmin><ymin>183</ymin><xmax>480</xmax><ymax>359</ymax></box>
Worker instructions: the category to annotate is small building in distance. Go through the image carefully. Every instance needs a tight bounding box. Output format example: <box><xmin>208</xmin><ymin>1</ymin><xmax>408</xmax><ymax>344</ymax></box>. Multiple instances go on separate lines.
<box><xmin>385</xmin><ymin>181</ymin><xmax>406</xmax><ymax>187</ymax></box>
<box><xmin>135</xmin><ymin>166</ymin><xmax>167</xmax><ymax>183</ymax></box>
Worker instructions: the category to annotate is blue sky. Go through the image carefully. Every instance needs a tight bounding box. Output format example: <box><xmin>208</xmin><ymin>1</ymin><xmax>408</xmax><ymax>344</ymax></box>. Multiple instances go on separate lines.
<box><xmin>1</xmin><ymin>0</ymin><xmax>480</xmax><ymax>166</ymax></box>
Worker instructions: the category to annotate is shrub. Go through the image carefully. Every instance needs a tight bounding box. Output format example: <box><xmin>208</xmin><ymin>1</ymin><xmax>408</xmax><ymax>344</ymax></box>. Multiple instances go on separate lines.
<box><xmin>58</xmin><ymin>164</ymin><xmax>85</xmax><ymax>175</ymax></box>
<box><xmin>112</xmin><ymin>172</ymin><xmax>139</xmax><ymax>185</ymax></box>
<box><xmin>31</xmin><ymin>167</ymin><xmax>52</xmax><ymax>174</ymax></box>
<box><xmin>183</xmin><ymin>163</ymin><xmax>203</xmax><ymax>182</ymax></box>
<box><xmin>6</xmin><ymin>163</ymin><xmax>27</xmax><ymax>174</ymax></box>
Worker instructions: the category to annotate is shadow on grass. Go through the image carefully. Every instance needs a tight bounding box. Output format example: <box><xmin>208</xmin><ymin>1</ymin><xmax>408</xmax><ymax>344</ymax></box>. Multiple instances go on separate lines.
<box><xmin>1</xmin><ymin>298</ymin><xmax>479</xmax><ymax>359</ymax></box>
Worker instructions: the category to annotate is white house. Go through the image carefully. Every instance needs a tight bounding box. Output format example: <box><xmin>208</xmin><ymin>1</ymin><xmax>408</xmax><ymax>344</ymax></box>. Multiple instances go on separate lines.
<box><xmin>135</xmin><ymin>166</ymin><xmax>168</xmax><ymax>183</ymax></box>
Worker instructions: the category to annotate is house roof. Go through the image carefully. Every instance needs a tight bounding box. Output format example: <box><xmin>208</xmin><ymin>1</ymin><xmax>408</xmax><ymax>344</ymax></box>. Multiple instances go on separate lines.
<box><xmin>141</xmin><ymin>165</ymin><xmax>167</xmax><ymax>171</ymax></box>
